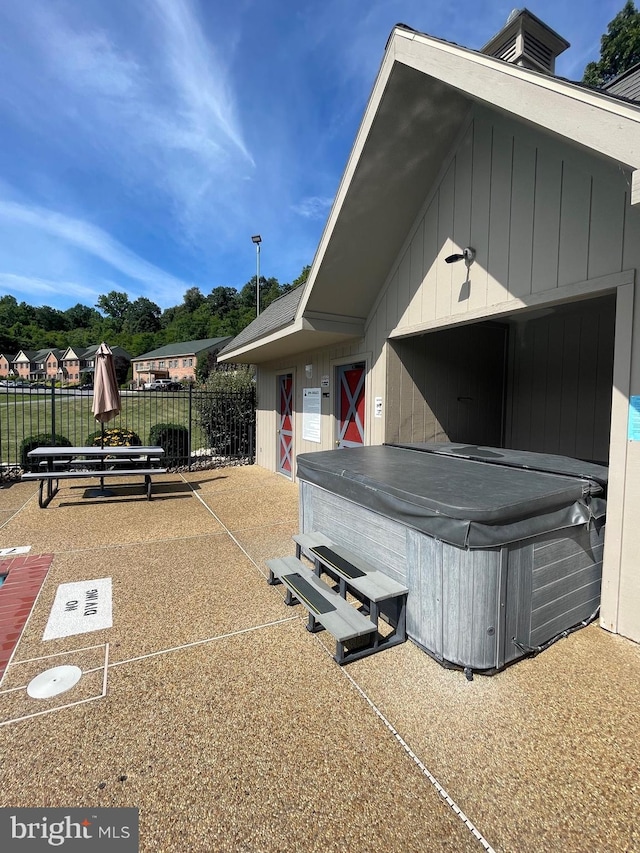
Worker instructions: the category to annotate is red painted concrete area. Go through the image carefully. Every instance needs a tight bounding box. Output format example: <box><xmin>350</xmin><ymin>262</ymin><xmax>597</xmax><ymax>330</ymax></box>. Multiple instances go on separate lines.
<box><xmin>0</xmin><ymin>554</ymin><xmax>53</xmax><ymax>678</ymax></box>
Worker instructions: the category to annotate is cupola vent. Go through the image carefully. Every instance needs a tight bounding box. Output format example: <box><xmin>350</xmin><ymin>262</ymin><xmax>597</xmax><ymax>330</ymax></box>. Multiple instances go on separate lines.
<box><xmin>481</xmin><ymin>8</ymin><xmax>569</xmax><ymax>74</ymax></box>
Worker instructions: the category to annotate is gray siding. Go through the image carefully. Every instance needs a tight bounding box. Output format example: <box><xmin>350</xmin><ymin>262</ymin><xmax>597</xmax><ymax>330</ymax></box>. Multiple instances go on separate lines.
<box><xmin>505</xmin><ymin>296</ymin><xmax>615</xmax><ymax>462</ymax></box>
<box><xmin>604</xmin><ymin>66</ymin><xmax>640</xmax><ymax>103</ymax></box>
<box><xmin>387</xmin><ymin>323</ymin><xmax>506</xmax><ymax>445</ymax></box>
<box><xmin>374</xmin><ymin>108</ymin><xmax>628</xmax><ymax>335</ymax></box>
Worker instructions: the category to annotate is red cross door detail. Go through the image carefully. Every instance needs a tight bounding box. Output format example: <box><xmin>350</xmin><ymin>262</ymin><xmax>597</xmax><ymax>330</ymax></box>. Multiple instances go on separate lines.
<box><xmin>278</xmin><ymin>373</ymin><xmax>293</xmax><ymax>475</ymax></box>
<box><xmin>336</xmin><ymin>363</ymin><xmax>365</xmax><ymax>448</ymax></box>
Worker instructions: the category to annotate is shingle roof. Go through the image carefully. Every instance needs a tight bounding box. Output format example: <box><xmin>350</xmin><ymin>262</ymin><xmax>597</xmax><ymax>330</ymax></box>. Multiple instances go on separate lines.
<box><xmin>218</xmin><ymin>288</ymin><xmax>304</xmax><ymax>355</ymax></box>
<box><xmin>603</xmin><ymin>62</ymin><xmax>640</xmax><ymax>103</ymax></box>
<box><xmin>79</xmin><ymin>344</ymin><xmax>131</xmax><ymax>360</ymax></box>
<box><xmin>133</xmin><ymin>337</ymin><xmax>231</xmax><ymax>361</ymax></box>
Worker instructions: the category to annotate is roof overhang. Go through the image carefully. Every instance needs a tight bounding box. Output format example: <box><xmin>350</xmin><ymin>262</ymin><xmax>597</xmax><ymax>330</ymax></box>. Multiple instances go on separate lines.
<box><xmin>223</xmin><ymin>314</ymin><xmax>365</xmax><ymax>363</ymax></box>
<box><xmin>224</xmin><ymin>25</ymin><xmax>640</xmax><ymax>364</ymax></box>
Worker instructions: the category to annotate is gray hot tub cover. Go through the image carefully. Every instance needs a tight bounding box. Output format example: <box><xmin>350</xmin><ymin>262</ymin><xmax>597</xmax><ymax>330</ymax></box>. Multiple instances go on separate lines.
<box><xmin>296</xmin><ymin>446</ymin><xmax>606</xmax><ymax>549</ymax></box>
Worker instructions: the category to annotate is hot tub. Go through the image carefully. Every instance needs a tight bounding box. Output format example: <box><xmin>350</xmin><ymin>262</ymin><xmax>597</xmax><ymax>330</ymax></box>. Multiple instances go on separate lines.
<box><xmin>296</xmin><ymin>444</ymin><xmax>606</xmax><ymax>674</ymax></box>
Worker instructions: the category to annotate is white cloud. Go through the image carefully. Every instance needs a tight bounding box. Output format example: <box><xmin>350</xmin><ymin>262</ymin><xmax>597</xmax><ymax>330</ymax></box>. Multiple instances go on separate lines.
<box><xmin>152</xmin><ymin>0</ymin><xmax>254</xmax><ymax>166</ymax></box>
<box><xmin>0</xmin><ymin>272</ymin><xmax>100</xmax><ymax>303</ymax></box>
<box><xmin>292</xmin><ymin>196</ymin><xmax>334</xmax><ymax>220</ymax></box>
<box><xmin>19</xmin><ymin>0</ymin><xmax>254</xmax><ymax>241</ymax></box>
<box><xmin>0</xmin><ymin>200</ymin><xmax>193</xmax><ymax>305</ymax></box>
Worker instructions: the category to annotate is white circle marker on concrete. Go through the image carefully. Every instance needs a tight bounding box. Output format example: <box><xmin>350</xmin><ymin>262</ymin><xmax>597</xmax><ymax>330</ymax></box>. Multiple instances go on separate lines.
<box><xmin>27</xmin><ymin>665</ymin><xmax>82</xmax><ymax>699</ymax></box>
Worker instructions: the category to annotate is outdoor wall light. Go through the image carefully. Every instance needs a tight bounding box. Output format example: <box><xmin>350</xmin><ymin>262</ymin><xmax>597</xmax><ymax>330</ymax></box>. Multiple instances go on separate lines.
<box><xmin>305</xmin><ymin>364</ymin><xmax>313</xmax><ymax>379</ymax></box>
<box><xmin>445</xmin><ymin>246</ymin><xmax>476</xmax><ymax>267</ymax></box>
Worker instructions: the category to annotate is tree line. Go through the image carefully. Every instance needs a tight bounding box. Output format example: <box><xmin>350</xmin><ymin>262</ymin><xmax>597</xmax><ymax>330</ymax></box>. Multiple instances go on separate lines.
<box><xmin>0</xmin><ymin>266</ymin><xmax>310</xmax><ymax>358</ymax></box>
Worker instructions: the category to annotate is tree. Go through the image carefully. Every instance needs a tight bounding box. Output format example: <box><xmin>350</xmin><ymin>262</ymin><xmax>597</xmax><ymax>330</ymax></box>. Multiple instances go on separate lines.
<box><xmin>124</xmin><ymin>297</ymin><xmax>162</xmax><ymax>334</ymax></box>
<box><xmin>65</xmin><ymin>303</ymin><xmax>101</xmax><ymax>328</ymax></box>
<box><xmin>583</xmin><ymin>1</ymin><xmax>640</xmax><ymax>87</ymax></box>
<box><xmin>96</xmin><ymin>291</ymin><xmax>131</xmax><ymax>331</ymax></box>
<box><xmin>34</xmin><ymin>305</ymin><xmax>68</xmax><ymax>332</ymax></box>
<box><xmin>291</xmin><ymin>264</ymin><xmax>311</xmax><ymax>290</ymax></box>
<box><xmin>207</xmin><ymin>286</ymin><xmax>238</xmax><ymax>318</ymax></box>
<box><xmin>183</xmin><ymin>286</ymin><xmax>205</xmax><ymax>313</ymax></box>
<box><xmin>195</xmin><ymin>365</ymin><xmax>256</xmax><ymax>457</ymax></box>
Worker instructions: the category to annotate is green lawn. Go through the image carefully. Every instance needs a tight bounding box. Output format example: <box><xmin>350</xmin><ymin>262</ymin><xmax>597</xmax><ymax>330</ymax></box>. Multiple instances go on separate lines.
<box><xmin>0</xmin><ymin>390</ymin><xmax>210</xmax><ymax>466</ymax></box>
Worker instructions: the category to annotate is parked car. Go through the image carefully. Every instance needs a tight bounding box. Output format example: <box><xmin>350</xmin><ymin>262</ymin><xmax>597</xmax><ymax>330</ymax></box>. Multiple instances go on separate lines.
<box><xmin>145</xmin><ymin>379</ymin><xmax>182</xmax><ymax>391</ymax></box>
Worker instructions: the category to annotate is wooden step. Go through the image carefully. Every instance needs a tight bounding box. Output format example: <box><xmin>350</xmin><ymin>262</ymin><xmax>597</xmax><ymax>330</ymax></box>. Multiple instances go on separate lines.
<box><xmin>266</xmin><ymin>555</ymin><xmax>377</xmax><ymax>664</ymax></box>
<box><xmin>293</xmin><ymin>532</ymin><xmax>409</xmax><ymax>600</ymax></box>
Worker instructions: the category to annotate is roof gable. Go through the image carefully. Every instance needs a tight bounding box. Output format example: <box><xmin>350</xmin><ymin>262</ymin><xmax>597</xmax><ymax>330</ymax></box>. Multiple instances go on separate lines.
<box><xmin>221</xmin><ymin>21</ymin><xmax>640</xmax><ymax>364</ymax></box>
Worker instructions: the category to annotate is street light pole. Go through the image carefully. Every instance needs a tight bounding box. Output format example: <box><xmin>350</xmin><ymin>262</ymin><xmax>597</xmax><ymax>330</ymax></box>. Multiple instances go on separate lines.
<box><xmin>251</xmin><ymin>234</ymin><xmax>262</xmax><ymax>316</ymax></box>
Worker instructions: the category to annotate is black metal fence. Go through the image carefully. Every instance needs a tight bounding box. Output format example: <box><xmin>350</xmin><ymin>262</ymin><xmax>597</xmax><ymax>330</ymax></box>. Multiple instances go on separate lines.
<box><xmin>0</xmin><ymin>383</ymin><xmax>256</xmax><ymax>476</ymax></box>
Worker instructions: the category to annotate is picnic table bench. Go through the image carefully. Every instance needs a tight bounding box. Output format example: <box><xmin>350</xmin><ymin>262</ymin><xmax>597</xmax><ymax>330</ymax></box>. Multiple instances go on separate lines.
<box><xmin>22</xmin><ymin>446</ymin><xmax>167</xmax><ymax>507</ymax></box>
<box><xmin>267</xmin><ymin>531</ymin><xmax>408</xmax><ymax>664</ymax></box>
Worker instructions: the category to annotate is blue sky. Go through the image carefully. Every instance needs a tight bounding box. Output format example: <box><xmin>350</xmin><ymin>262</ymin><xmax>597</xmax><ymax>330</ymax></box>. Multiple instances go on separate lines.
<box><xmin>0</xmin><ymin>0</ymin><xmax>623</xmax><ymax>313</ymax></box>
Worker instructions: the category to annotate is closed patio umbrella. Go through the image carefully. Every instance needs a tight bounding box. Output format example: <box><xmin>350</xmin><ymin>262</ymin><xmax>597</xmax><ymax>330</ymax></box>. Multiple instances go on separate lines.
<box><xmin>90</xmin><ymin>343</ymin><xmax>121</xmax><ymax>496</ymax></box>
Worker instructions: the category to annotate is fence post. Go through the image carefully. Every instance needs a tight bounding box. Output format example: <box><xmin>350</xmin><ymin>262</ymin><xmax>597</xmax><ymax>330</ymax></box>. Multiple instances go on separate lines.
<box><xmin>51</xmin><ymin>379</ymin><xmax>56</xmax><ymax>444</ymax></box>
<box><xmin>188</xmin><ymin>383</ymin><xmax>193</xmax><ymax>471</ymax></box>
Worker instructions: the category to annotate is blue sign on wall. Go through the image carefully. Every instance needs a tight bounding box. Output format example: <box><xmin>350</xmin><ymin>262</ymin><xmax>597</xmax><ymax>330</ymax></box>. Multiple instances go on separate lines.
<box><xmin>629</xmin><ymin>396</ymin><xmax>640</xmax><ymax>441</ymax></box>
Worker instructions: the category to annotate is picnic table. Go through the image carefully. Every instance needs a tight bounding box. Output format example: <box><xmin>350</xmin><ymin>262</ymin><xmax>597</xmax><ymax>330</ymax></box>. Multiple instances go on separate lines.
<box><xmin>22</xmin><ymin>446</ymin><xmax>167</xmax><ymax>508</ymax></box>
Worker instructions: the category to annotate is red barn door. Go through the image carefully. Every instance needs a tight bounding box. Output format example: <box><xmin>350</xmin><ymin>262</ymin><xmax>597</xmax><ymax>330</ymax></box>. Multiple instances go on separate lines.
<box><xmin>336</xmin><ymin>363</ymin><xmax>365</xmax><ymax>448</ymax></box>
<box><xmin>277</xmin><ymin>373</ymin><xmax>293</xmax><ymax>476</ymax></box>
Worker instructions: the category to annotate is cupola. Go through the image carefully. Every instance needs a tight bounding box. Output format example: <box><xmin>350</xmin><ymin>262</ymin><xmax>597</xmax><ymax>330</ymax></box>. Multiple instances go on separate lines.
<box><xmin>481</xmin><ymin>8</ymin><xmax>569</xmax><ymax>75</ymax></box>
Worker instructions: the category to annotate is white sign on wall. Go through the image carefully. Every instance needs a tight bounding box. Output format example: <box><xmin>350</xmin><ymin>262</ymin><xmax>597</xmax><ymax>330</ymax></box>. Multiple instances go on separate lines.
<box><xmin>302</xmin><ymin>387</ymin><xmax>322</xmax><ymax>443</ymax></box>
<box><xmin>374</xmin><ymin>397</ymin><xmax>383</xmax><ymax>418</ymax></box>
<box><xmin>43</xmin><ymin>578</ymin><xmax>113</xmax><ymax>640</ymax></box>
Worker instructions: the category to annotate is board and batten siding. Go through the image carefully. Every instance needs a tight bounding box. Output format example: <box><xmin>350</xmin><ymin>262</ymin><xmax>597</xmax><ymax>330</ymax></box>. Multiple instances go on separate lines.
<box><xmin>255</xmin><ymin>339</ymin><xmax>372</xmax><ymax>474</ymax></box>
<box><xmin>369</xmin><ymin>105</ymin><xmax>628</xmax><ymax>340</ymax></box>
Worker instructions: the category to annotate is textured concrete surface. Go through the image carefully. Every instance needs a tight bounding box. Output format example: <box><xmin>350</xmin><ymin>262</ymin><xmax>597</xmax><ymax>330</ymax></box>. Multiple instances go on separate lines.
<box><xmin>0</xmin><ymin>465</ymin><xmax>639</xmax><ymax>852</ymax></box>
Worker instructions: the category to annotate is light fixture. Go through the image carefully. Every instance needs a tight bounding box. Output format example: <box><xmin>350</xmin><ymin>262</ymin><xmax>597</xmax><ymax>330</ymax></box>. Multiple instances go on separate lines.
<box><xmin>251</xmin><ymin>235</ymin><xmax>262</xmax><ymax>316</ymax></box>
<box><xmin>445</xmin><ymin>246</ymin><xmax>476</xmax><ymax>267</ymax></box>
<box><xmin>305</xmin><ymin>364</ymin><xmax>313</xmax><ymax>379</ymax></box>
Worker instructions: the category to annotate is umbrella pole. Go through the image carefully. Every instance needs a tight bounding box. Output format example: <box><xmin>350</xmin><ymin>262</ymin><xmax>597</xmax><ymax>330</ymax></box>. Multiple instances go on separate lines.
<box><xmin>87</xmin><ymin>420</ymin><xmax>114</xmax><ymax>498</ymax></box>
<box><xmin>100</xmin><ymin>422</ymin><xmax>105</xmax><ymax>490</ymax></box>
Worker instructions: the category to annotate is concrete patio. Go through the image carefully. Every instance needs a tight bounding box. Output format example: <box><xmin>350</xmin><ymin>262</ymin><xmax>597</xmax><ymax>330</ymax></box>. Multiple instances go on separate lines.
<box><xmin>0</xmin><ymin>465</ymin><xmax>638</xmax><ymax>852</ymax></box>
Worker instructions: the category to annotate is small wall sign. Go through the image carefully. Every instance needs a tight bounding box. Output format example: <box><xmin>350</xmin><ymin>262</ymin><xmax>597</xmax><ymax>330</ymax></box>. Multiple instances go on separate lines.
<box><xmin>43</xmin><ymin>578</ymin><xmax>113</xmax><ymax>640</ymax></box>
<box><xmin>629</xmin><ymin>396</ymin><xmax>640</xmax><ymax>441</ymax></box>
<box><xmin>302</xmin><ymin>388</ymin><xmax>322</xmax><ymax>443</ymax></box>
<box><xmin>321</xmin><ymin>375</ymin><xmax>330</xmax><ymax>388</ymax></box>
<box><xmin>374</xmin><ymin>396</ymin><xmax>383</xmax><ymax>418</ymax></box>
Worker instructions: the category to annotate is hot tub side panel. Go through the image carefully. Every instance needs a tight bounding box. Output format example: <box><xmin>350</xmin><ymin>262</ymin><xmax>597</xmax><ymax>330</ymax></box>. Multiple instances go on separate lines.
<box><xmin>528</xmin><ymin>523</ymin><xmax>604</xmax><ymax>647</ymax></box>
<box><xmin>299</xmin><ymin>480</ymin><xmax>407</xmax><ymax>585</ymax></box>
<box><xmin>406</xmin><ymin>531</ymin><xmax>504</xmax><ymax>670</ymax></box>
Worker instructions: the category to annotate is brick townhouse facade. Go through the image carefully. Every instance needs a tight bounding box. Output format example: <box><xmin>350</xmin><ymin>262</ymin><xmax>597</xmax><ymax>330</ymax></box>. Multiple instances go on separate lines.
<box><xmin>0</xmin><ymin>345</ymin><xmax>131</xmax><ymax>384</ymax></box>
<box><xmin>131</xmin><ymin>337</ymin><xmax>231</xmax><ymax>387</ymax></box>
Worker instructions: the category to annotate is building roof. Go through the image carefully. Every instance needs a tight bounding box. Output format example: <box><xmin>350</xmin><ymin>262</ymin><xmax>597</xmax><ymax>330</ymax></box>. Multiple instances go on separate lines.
<box><xmin>604</xmin><ymin>62</ymin><xmax>640</xmax><ymax>103</ymax></box>
<box><xmin>81</xmin><ymin>344</ymin><xmax>132</xmax><ymax>361</ymax></box>
<box><xmin>220</xmin><ymin>18</ymin><xmax>640</xmax><ymax>365</ymax></box>
<box><xmin>133</xmin><ymin>337</ymin><xmax>231</xmax><ymax>361</ymax></box>
<box><xmin>218</xmin><ymin>289</ymin><xmax>304</xmax><ymax>356</ymax></box>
